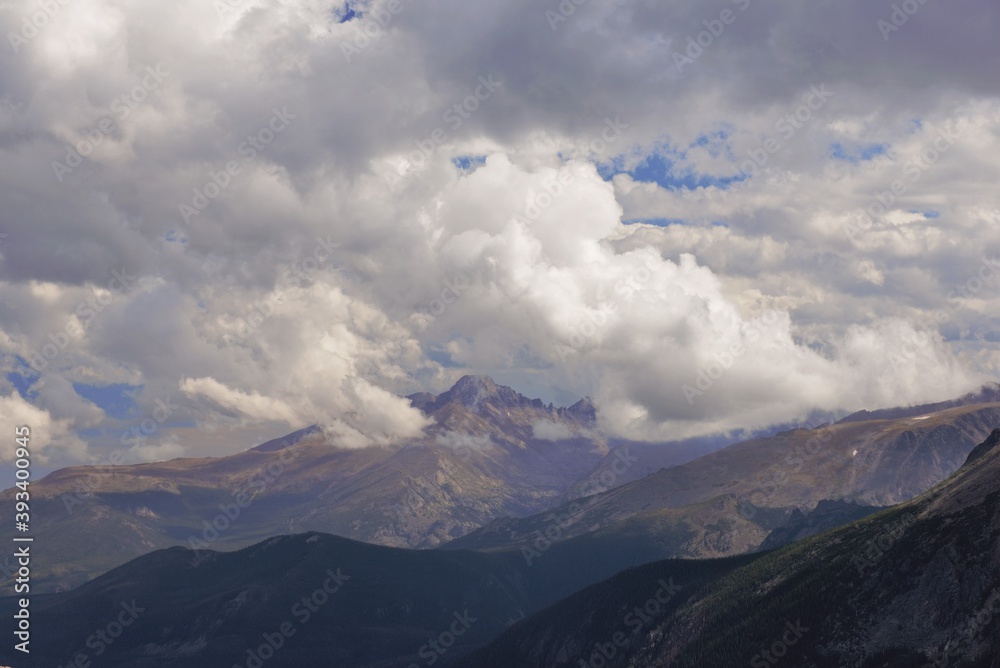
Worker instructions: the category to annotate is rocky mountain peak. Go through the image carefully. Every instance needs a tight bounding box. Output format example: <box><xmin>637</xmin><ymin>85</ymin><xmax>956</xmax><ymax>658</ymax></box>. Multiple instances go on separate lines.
<box><xmin>412</xmin><ymin>375</ymin><xmax>544</xmax><ymax>414</ymax></box>
<box><xmin>566</xmin><ymin>397</ymin><xmax>597</xmax><ymax>422</ymax></box>
<box><xmin>404</xmin><ymin>376</ymin><xmax>600</xmax><ymax>429</ymax></box>
<box><xmin>447</xmin><ymin>375</ymin><xmax>503</xmax><ymax>406</ymax></box>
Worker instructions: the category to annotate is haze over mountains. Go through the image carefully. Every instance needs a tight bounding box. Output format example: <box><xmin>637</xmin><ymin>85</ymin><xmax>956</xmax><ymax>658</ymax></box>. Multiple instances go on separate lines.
<box><xmin>3</xmin><ymin>414</ymin><xmax>999</xmax><ymax>667</ymax></box>
<box><xmin>460</xmin><ymin>429</ymin><xmax>1000</xmax><ymax>667</ymax></box>
<box><xmin>2</xmin><ymin>530</ymin><xmax>721</xmax><ymax>668</ymax></box>
<box><xmin>445</xmin><ymin>386</ymin><xmax>1000</xmax><ymax>560</ymax></box>
<box><xmin>4</xmin><ymin>377</ymin><xmax>1000</xmax><ymax>598</ymax></box>
<box><xmin>1</xmin><ymin>0</ymin><xmax>997</xmax><ymax>665</ymax></box>
<box><xmin>1</xmin><ymin>376</ymin><xmax>617</xmax><ymax>590</ymax></box>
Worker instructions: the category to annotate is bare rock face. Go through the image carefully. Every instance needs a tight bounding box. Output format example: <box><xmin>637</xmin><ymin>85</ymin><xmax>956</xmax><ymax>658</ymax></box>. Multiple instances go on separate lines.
<box><xmin>0</xmin><ymin>375</ymin><xmax>607</xmax><ymax>592</ymax></box>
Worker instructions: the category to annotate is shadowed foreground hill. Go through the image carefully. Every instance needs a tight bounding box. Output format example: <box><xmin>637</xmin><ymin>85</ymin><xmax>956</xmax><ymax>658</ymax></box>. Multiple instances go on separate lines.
<box><xmin>459</xmin><ymin>429</ymin><xmax>1000</xmax><ymax>667</ymax></box>
<box><xmin>0</xmin><ymin>529</ymin><xmax>756</xmax><ymax>668</ymax></box>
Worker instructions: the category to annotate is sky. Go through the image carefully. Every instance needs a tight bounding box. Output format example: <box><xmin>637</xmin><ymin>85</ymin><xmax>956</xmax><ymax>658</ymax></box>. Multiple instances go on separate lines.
<box><xmin>0</xmin><ymin>0</ymin><xmax>999</xmax><ymax>471</ymax></box>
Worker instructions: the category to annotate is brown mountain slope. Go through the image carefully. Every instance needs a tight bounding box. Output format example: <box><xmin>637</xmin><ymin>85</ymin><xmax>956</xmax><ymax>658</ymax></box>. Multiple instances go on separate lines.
<box><xmin>446</xmin><ymin>402</ymin><xmax>1000</xmax><ymax>560</ymax></box>
<box><xmin>459</xmin><ymin>428</ymin><xmax>1000</xmax><ymax>668</ymax></box>
<box><xmin>0</xmin><ymin>376</ymin><xmax>609</xmax><ymax>592</ymax></box>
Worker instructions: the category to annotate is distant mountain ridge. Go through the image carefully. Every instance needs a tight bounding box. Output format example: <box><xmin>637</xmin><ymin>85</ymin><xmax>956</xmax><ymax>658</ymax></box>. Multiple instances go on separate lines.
<box><xmin>459</xmin><ymin>428</ymin><xmax>1000</xmax><ymax>667</ymax></box>
<box><xmin>446</xmin><ymin>400</ymin><xmax>1000</xmax><ymax>562</ymax></box>
<box><xmin>836</xmin><ymin>382</ymin><xmax>1000</xmax><ymax>424</ymax></box>
<box><xmin>5</xmin><ymin>378</ymin><xmax>1000</xmax><ymax>596</ymax></box>
<box><xmin>408</xmin><ymin>374</ymin><xmax>597</xmax><ymax>422</ymax></box>
<box><xmin>7</xmin><ymin>418</ymin><xmax>1000</xmax><ymax>668</ymax></box>
<box><xmin>0</xmin><ymin>376</ymin><xmax>610</xmax><ymax>592</ymax></box>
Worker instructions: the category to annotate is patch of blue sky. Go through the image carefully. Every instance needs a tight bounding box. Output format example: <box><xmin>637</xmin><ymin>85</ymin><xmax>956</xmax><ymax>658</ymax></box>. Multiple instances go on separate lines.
<box><xmin>334</xmin><ymin>1</ymin><xmax>361</xmax><ymax>23</ymax></box>
<box><xmin>689</xmin><ymin>126</ymin><xmax>735</xmax><ymax>160</ymax></box>
<box><xmin>452</xmin><ymin>155</ymin><xmax>487</xmax><ymax>172</ymax></box>
<box><xmin>427</xmin><ymin>348</ymin><xmax>461</xmax><ymax>368</ymax></box>
<box><xmin>621</xmin><ymin>218</ymin><xmax>686</xmax><ymax>227</ymax></box>
<box><xmin>164</xmin><ymin>229</ymin><xmax>186</xmax><ymax>243</ymax></box>
<box><xmin>72</xmin><ymin>382</ymin><xmax>142</xmax><ymax>420</ymax></box>
<box><xmin>598</xmin><ymin>148</ymin><xmax>746</xmax><ymax>191</ymax></box>
<box><xmin>76</xmin><ymin>417</ymin><xmax>197</xmax><ymax>442</ymax></box>
<box><xmin>6</xmin><ymin>368</ymin><xmax>39</xmax><ymax>401</ymax></box>
<box><xmin>830</xmin><ymin>142</ymin><xmax>889</xmax><ymax>163</ymax></box>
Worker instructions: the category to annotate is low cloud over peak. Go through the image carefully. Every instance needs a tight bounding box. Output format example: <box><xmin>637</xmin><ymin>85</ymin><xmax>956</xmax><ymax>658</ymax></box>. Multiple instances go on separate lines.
<box><xmin>0</xmin><ymin>0</ymin><xmax>997</xmax><ymax>469</ymax></box>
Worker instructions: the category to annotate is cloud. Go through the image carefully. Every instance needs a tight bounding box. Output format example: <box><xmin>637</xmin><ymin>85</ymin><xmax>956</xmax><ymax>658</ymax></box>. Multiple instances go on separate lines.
<box><xmin>180</xmin><ymin>377</ymin><xmax>302</xmax><ymax>424</ymax></box>
<box><xmin>532</xmin><ymin>420</ymin><xmax>574</xmax><ymax>441</ymax></box>
<box><xmin>0</xmin><ymin>0</ymin><xmax>997</xmax><ymax>465</ymax></box>
<box><xmin>0</xmin><ymin>392</ymin><xmax>86</xmax><ymax>462</ymax></box>
<box><xmin>435</xmin><ymin>431</ymin><xmax>494</xmax><ymax>457</ymax></box>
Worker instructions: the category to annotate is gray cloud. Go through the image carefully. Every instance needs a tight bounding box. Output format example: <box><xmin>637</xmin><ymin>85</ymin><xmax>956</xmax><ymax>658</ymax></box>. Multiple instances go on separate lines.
<box><xmin>0</xmin><ymin>0</ymin><xmax>997</xmax><ymax>465</ymax></box>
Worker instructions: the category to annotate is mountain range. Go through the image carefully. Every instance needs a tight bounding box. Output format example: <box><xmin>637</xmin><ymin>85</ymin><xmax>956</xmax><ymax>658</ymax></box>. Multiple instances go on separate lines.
<box><xmin>4</xmin><ymin>425</ymin><xmax>999</xmax><ymax>667</ymax></box>
<box><xmin>0</xmin><ymin>376</ymin><xmax>619</xmax><ymax>591</ymax></box>
<box><xmin>458</xmin><ymin>428</ymin><xmax>1000</xmax><ymax>667</ymax></box>
<box><xmin>444</xmin><ymin>394</ymin><xmax>1000</xmax><ymax>561</ymax></box>
<box><xmin>5</xmin><ymin>378</ymin><xmax>1000</xmax><ymax>597</ymax></box>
